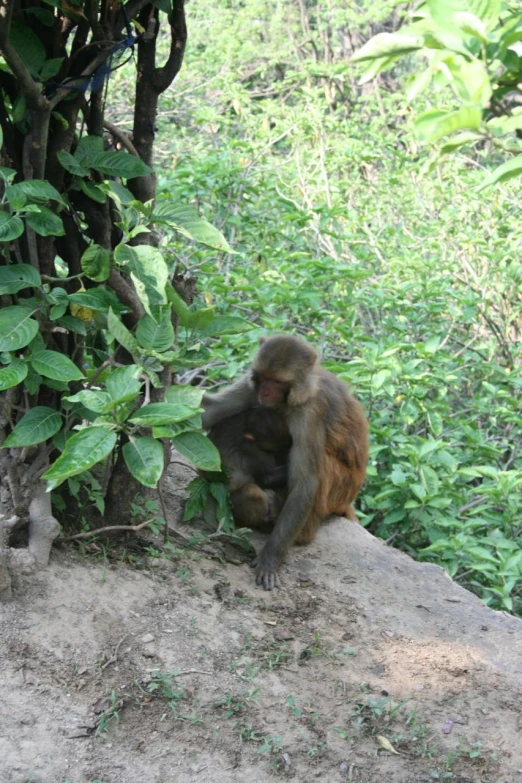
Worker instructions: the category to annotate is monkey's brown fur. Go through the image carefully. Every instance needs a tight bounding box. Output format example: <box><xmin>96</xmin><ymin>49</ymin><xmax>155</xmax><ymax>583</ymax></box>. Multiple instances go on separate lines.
<box><xmin>203</xmin><ymin>334</ymin><xmax>369</xmax><ymax>589</ymax></box>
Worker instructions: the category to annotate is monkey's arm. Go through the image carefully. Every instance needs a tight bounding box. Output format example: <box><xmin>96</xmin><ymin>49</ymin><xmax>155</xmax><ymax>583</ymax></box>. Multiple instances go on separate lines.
<box><xmin>202</xmin><ymin>375</ymin><xmax>257</xmax><ymax>429</ymax></box>
<box><xmin>252</xmin><ymin>411</ymin><xmax>323</xmax><ymax>589</ymax></box>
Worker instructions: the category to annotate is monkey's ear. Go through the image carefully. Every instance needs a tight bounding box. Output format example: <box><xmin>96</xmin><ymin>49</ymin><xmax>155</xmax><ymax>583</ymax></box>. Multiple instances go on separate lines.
<box><xmin>259</xmin><ymin>337</ymin><xmax>266</xmax><ymax>345</ymax></box>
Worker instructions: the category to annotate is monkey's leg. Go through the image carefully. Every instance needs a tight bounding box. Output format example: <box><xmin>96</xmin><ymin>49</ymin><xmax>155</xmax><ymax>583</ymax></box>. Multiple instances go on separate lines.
<box><xmin>294</xmin><ymin>456</ymin><xmax>361</xmax><ymax>543</ymax></box>
<box><xmin>231</xmin><ymin>483</ymin><xmax>281</xmax><ymax>529</ymax></box>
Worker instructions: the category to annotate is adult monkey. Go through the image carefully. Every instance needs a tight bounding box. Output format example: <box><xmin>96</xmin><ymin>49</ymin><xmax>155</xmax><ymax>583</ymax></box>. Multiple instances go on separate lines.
<box><xmin>203</xmin><ymin>334</ymin><xmax>369</xmax><ymax>590</ymax></box>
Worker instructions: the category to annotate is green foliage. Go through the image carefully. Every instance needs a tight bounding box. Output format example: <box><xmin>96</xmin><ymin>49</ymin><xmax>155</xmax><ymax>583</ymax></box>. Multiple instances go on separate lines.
<box><xmin>124</xmin><ymin>0</ymin><xmax>521</xmax><ymax>615</ymax></box>
<box><xmin>353</xmin><ymin>1</ymin><xmax>522</xmax><ymax>186</ymax></box>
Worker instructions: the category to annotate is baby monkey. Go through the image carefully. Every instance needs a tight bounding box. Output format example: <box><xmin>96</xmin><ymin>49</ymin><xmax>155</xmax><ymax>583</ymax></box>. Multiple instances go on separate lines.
<box><xmin>207</xmin><ymin>408</ymin><xmax>291</xmax><ymax>528</ymax></box>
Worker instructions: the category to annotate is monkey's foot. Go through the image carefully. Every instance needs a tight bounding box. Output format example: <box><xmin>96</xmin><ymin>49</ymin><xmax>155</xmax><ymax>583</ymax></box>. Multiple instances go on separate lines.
<box><xmin>250</xmin><ymin>553</ymin><xmax>280</xmax><ymax>590</ymax></box>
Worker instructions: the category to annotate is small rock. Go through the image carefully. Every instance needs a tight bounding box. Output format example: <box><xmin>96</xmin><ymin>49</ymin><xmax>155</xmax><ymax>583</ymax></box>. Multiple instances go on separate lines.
<box><xmin>141</xmin><ymin>633</ymin><xmax>155</xmax><ymax>644</ymax></box>
<box><xmin>339</xmin><ymin>761</ymin><xmax>349</xmax><ymax>774</ymax></box>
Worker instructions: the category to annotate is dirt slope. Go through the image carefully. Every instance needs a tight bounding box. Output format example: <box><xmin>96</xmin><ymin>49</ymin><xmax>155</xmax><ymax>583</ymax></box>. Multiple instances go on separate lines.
<box><xmin>1</xmin><ymin>515</ymin><xmax>521</xmax><ymax>783</ymax></box>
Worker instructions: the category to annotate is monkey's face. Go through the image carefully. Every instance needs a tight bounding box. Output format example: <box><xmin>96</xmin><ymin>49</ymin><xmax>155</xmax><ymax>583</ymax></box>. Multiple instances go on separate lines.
<box><xmin>253</xmin><ymin>374</ymin><xmax>290</xmax><ymax>408</ymax></box>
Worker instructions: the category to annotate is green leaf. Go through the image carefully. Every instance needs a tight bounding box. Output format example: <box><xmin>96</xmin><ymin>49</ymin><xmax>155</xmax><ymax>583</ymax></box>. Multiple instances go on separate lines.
<box><xmin>152</xmin><ymin>203</ymin><xmax>231</xmax><ymax>251</ymax></box>
<box><xmin>411</xmin><ymin>483</ymin><xmax>427</xmax><ymax>501</ymax></box>
<box><xmin>351</xmin><ymin>32</ymin><xmax>424</xmax><ymax>62</ymax></box>
<box><xmin>91</xmin><ymin>151</ymin><xmax>152</xmax><ymax>179</ymax></box>
<box><xmin>164</xmin><ymin>385</ymin><xmax>204</xmax><ymax>408</ymax></box>
<box><xmin>183</xmin><ymin>477</ymin><xmax>209</xmax><ymax>521</ymax></box>
<box><xmin>414</xmin><ymin>106</ymin><xmax>482</xmax><ymax>142</ymax></box>
<box><xmin>25</xmin><ymin>206</ymin><xmax>65</xmax><ymax>237</ymax></box>
<box><xmin>419</xmin><ymin>465</ymin><xmax>440</xmax><ymax>496</ymax></box>
<box><xmin>165</xmin><ymin>283</ymin><xmax>194</xmax><ymax>327</ymax></box>
<box><xmin>105</xmin><ymin>365</ymin><xmax>142</xmax><ymax>405</ymax></box>
<box><xmin>199</xmin><ymin>315</ymin><xmax>254</xmax><ymax>336</ymax></box>
<box><xmin>56</xmin><ymin>150</ymin><xmax>90</xmax><ymax>177</ymax></box>
<box><xmin>108</xmin><ymin>181</ymin><xmax>135</xmax><ymax>204</ymax></box>
<box><xmin>0</xmin><ymin>264</ymin><xmax>41</xmax><ymax>294</ymax></box>
<box><xmin>427</xmin><ymin>0</ymin><xmax>501</xmax><ymax>31</ymax></box>
<box><xmin>76</xmin><ymin>135</ymin><xmax>104</xmax><ymax>165</ymax></box>
<box><xmin>8</xmin><ymin>21</ymin><xmax>46</xmax><ymax>77</ymax></box>
<box><xmin>68</xmin><ymin>287</ymin><xmax>121</xmax><ymax>312</ymax></box>
<box><xmin>81</xmin><ymin>244</ymin><xmax>110</xmax><ymax>282</ymax></box>
<box><xmin>56</xmin><ymin>315</ymin><xmax>87</xmax><ymax>335</ymax></box>
<box><xmin>3</xmin><ymin>406</ymin><xmax>62</xmax><ymax>447</ymax></box>
<box><xmin>107</xmin><ymin>308</ymin><xmax>140</xmax><ymax>354</ymax></box>
<box><xmin>0</xmin><ymin>166</ymin><xmax>16</xmax><ymax>184</ymax></box>
<box><xmin>0</xmin><ymin>359</ymin><xmax>28</xmax><ymax>390</ymax></box>
<box><xmin>40</xmin><ymin>56</ymin><xmax>64</xmax><ymax>81</ymax></box>
<box><xmin>129</xmin><ymin>402</ymin><xmax>197</xmax><ymax>426</ymax></box>
<box><xmin>79</xmin><ymin>179</ymin><xmax>107</xmax><ymax>204</ymax></box>
<box><xmin>152</xmin><ymin>413</ymin><xmax>202</xmax><ymax>438</ymax></box>
<box><xmin>172</xmin><ymin>431</ymin><xmax>222</xmax><ymax>471</ymax></box>
<box><xmin>371</xmin><ymin>370</ymin><xmax>391</xmax><ymax>393</ymax></box>
<box><xmin>64</xmin><ymin>389</ymin><xmax>112</xmax><ymax>413</ymax></box>
<box><xmin>0</xmin><ymin>212</ymin><xmax>24</xmax><ymax>242</ymax></box>
<box><xmin>136</xmin><ymin>313</ymin><xmax>174</xmax><ymax>352</ymax></box>
<box><xmin>41</xmin><ymin>426</ymin><xmax>117</xmax><ymax>488</ymax></box>
<box><xmin>122</xmin><ymin>437</ymin><xmax>164</xmax><ymax>487</ymax></box>
<box><xmin>0</xmin><ymin>306</ymin><xmax>39</xmax><ymax>351</ymax></box>
<box><xmin>454</xmin><ymin>11</ymin><xmax>487</xmax><ymax>41</ymax></box>
<box><xmin>114</xmin><ymin>244</ymin><xmax>168</xmax><ymax>312</ymax></box>
<box><xmin>478</xmin><ymin>155</ymin><xmax>522</xmax><ymax>190</ymax></box>
<box><xmin>6</xmin><ymin>179</ymin><xmax>66</xmax><ymax>207</ymax></box>
<box><xmin>439</xmin><ymin>131</ymin><xmax>481</xmax><ymax>153</ymax></box>
<box><xmin>31</xmin><ymin>350</ymin><xmax>84</xmax><ymax>381</ymax></box>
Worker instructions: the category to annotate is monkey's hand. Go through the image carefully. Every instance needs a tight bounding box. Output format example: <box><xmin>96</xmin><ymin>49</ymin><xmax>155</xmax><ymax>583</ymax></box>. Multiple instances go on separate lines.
<box><xmin>251</xmin><ymin>548</ymin><xmax>280</xmax><ymax>590</ymax></box>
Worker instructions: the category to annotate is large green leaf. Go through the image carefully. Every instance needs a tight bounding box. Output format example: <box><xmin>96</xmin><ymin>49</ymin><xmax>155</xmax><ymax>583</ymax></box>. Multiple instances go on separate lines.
<box><xmin>25</xmin><ymin>206</ymin><xmax>65</xmax><ymax>237</ymax></box>
<box><xmin>81</xmin><ymin>244</ymin><xmax>110</xmax><ymax>282</ymax></box>
<box><xmin>31</xmin><ymin>350</ymin><xmax>84</xmax><ymax>381</ymax></box>
<box><xmin>57</xmin><ymin>315</ymin><xmax>87</xmax><ymax>335</ymax></box>
<box><xmin>352</xmin><ymin>32</ymin><xmax>424</xmax><ymax>62</ymax></box>
<box><xmin>199</xmin><ymin>315</ymin><xmax>254</xmax><ymax>336</ymax></box>
<box><xmin>3</xmin><ymin>406</ymin><xmax>62</xmax><ymax>447</ymax></box>
<box><xmin>64</xmin><ymin>389</ymin><xmax>112</xmax><ymax>413</ymax></box>
<box><xmin>76</xmin><ymin>134</ymin><xmax>104</xmax><ymax>164</ymax></box>
<box><xmin>164</xmin><ymin>385</ymin><xmax>204</xmax><ymax>408</ymax></box>
<box><xmin>0</xmin><ymin>306</ymin><xmax>39</xmax><ymax>351</ymax></box>
<box><xmin>152</xmin><ymin>413</ymin><xmax>202</xmax><ymax>439</ymax></box>
<box><xmin>68</xmin><ymin>287</ymin><xmax>121</xmax><ymax>312</ymax></box>
<box><xmin>105</xmin><ymin>365</ymin><xmax>142</xmax><ymax>405</ymax></box>
<box><xmin>114</xmin><ymin>244</ymin><xmax>168</xmax><ymax>312</ymax></box>
<box><xmin>107</xmin><ymin>308</ymin><xmax>141</xmax><ymax>354</ymax></box>
<box><xmin>91</xmin><ymin>151</ymin><xmax>152</xmax><ymax>179</ymax></box>
<box><xmin>0</xmin><ymin>212</ymin><xmax>24</xmax><ymax>242</ymax></box>
<box><xmin>122</xmin><ymin>437</ymin><xmax>164</xmax><ymax>487</ymax></box>
<box><xmin>152</xmin><ymin>203</ymin><xmax>231</xmax><ymax>251</ymax></box>
<box><xmin>6</xmin><ymin>179</ymin><xmax>66</xmax><ymax>207</ymax></box>
<box><xmin>427</xmin><ymin>0</ymin><xmax>501</xmax><ymax>31</ymax></box>
<box><xmin>0</xmin><ymin>359</ymin><xmax>28</xmax><ymax>391</ymax></box>
<box><xmin>0</xmin><ymin>264</ymin><xmax>41</xmax><ymax>294</ymax></box>
<box><xmin>56</xmin><ymin>150</ymin><xmax>90</xmax><ymax>177</ymax></box>
<box><xmin>414</xmin><ymin>106</ymin><xmax>482</xmax><ymax>141</ymax></box>
<box><xmin>136</xmin><ymin>313</ymin><xmax>174</xmax><ymax>352</ymax></box>
<box><xmin>129</xmin><ymin>402</ymin><xmax>196</xmax><ymax>426</ymax></box>
<box><xmin>8</xmin><ymin>21</ymin><xmax>46</xmax><ymax>77</ymax></box>
<box><xmin>172</xmin><ymin>431</ymin><xmax>221</xmax><ymax>471</ymax></box>
<box><xmin>165</xmin><ymin>283</ymin><xmax>194</xmax><ymax>327</ymax></box>
<box><xmin>79</xmin><ymin>180</ymin><xmax>107</xmax><ymax>204</ymax></box>
<box><xmin>478</xmin><ymin>155</ymin><xmax>522</xmax><ymax>189</ymax></box>
<box><xmin>42</xmin><ymin>426</ymin><xmax>117</xmax><ymax>488</ymax></box>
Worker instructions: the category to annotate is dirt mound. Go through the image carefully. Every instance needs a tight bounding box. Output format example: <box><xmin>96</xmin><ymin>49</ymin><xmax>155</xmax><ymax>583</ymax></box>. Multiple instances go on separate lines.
<box><xmin>1</xmin><ymin>517</ymin><xmax>521</xmax><ymax>783</ymax></box>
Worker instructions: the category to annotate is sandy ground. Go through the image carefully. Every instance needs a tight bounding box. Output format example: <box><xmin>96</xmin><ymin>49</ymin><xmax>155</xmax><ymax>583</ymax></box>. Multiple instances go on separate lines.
<box><xmin>1</xmin><ymin>470</ymin><xmax>522</xmax><ymax>783</ymax></box>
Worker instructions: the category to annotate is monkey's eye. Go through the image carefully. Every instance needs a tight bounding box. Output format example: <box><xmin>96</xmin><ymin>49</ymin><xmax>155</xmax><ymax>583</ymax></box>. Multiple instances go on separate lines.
<box><xmin>251</xmin><ymin>371</ymin><xmax>260</xmax><ymax>384</ymax></box>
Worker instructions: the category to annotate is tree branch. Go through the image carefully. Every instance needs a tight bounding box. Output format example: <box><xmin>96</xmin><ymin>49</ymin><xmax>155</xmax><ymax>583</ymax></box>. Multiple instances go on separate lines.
<box><xmin>107</xmin><ymin>268</ymin><xmax>145</xmax><ymax>322</ymax></box>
